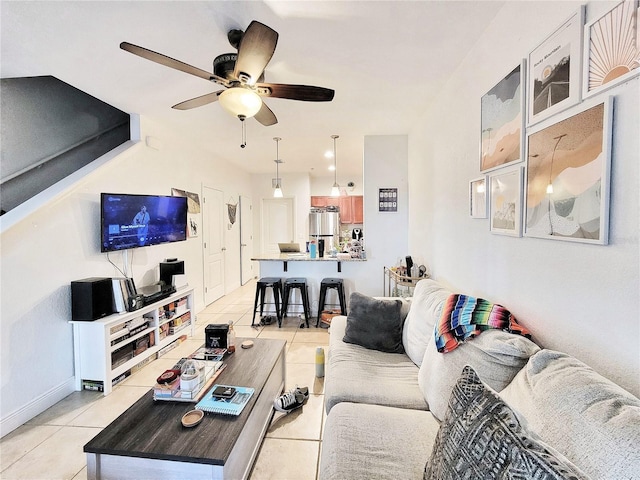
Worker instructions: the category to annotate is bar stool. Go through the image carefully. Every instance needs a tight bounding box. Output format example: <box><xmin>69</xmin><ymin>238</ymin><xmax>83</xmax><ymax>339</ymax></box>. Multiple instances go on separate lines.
<box><xmin>252</xmin><ymin>277</ymin><xmax>284</xmax><ymax>328</ymax></box>
<box><xmin>281</xmin><ymin>278</ymin><xmax>311</xmax><ymax>328</ymax></box>
<box><xmin>316</xmin><ymin>278</ymin><xmax>347</xmax><ymax>327</ymax></box>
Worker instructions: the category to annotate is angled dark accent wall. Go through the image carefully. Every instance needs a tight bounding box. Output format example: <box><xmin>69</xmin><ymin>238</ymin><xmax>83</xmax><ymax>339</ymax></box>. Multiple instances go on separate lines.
<box><xmin>0</xmin><ymin>76</ymin><xmax>130</xmax><ymax>214</ymax></box>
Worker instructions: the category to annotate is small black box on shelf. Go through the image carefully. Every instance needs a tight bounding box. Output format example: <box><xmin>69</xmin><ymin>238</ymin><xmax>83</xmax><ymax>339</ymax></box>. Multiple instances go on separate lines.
<box><xmin>71</xmin><ymin>277</ymin><xmax>114</xmax><ymax>321</ymax></box>
<box><xmin>205</xmin><ymin>324</ymin><xmax>229</xmax><ymax>349</ymax></box>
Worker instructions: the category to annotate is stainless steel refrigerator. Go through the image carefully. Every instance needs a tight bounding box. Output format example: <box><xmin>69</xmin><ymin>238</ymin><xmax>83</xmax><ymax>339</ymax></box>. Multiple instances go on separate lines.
<box><xmin>309</xmin><ymin>208</ymin><xmax>340</xmax><ymax>255</ymax></box>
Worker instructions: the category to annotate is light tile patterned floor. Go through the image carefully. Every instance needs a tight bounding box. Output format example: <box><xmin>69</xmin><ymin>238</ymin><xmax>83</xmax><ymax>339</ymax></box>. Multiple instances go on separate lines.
<box><xmin>0</xmin><ymin>279</ymin><xmax>329</xmax><ymax>480</ymax></box>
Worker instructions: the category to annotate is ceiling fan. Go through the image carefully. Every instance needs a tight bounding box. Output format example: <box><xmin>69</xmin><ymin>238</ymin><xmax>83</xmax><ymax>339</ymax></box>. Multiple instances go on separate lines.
<box><xmin>120</xmin><ymin>20</ymin><xmax>335</xmax><ymax>128</ymax></box>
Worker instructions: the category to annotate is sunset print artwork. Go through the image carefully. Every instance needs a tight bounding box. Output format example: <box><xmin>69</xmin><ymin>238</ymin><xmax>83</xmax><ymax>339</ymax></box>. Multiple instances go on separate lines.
<box><xmin>583</xmin><ymin>0</ymin><xmax>640</xmax><ymax>97</ymax></box>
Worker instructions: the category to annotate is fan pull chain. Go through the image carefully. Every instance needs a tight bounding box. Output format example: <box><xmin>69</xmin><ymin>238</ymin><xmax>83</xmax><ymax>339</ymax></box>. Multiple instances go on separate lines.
<box><xmin>239</xmin><ymin>115</ymin><xmax>247</xmax><ymax>148</ymax></box>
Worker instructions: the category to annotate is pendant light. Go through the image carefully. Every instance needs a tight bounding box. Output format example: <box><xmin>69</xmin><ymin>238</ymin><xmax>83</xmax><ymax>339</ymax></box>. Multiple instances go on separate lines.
<box><xmin>273</xmin><ymin>137</ymin><xmax>283</xmax><ymax>198</ymax></box>
<box><xmin>330</xmin><ymin>134</ymin><xmax>340</xmax><ymax>197</ymax></box>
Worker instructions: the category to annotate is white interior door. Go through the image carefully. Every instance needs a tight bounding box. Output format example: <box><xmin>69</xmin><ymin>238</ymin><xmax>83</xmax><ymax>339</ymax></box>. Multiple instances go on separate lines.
<box><xmin>262</xmin><ymin>197</ymin><xmax>294</xmax><ymax>255</ymax></box>
<box><xmin>239</xmin><ymin>195</ymin><xmax>254</xmax><ymax>285</ymax></box>
<box><xmin>203</xmin><ymin>186</ymin><xmax>225</xmax><ymax>305</ymax></box>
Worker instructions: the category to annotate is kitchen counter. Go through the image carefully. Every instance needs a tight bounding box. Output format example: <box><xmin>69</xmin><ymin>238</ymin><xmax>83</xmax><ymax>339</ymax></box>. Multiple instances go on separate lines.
<box><xmin>251</xmin><ymin>254</ymin><xmax>366</xmax><ymax>318</ymax></box>
<box><xmin>252</xmin><ymin>253</ymin><xmax>366</xmax><ymax>270</ymax></box>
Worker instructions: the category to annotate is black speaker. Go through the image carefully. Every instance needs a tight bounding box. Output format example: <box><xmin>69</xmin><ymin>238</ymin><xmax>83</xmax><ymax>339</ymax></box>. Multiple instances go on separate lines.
<box><xmin>71</xmin><ymin>277</ymin><xmax>114</xmax><ymax>321</ymax></box>
<box><xmin>159</xmin><ymin>259</ymin><xmax>185</xmax><ymax>288</ymax></box>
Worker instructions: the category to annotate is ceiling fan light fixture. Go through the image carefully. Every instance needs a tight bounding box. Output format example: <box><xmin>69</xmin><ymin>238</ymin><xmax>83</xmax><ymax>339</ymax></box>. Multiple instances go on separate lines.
<box><xmin>219</xmin><ymin>88</ymin><xmax>262</xmax><ymax>118</ymax></box>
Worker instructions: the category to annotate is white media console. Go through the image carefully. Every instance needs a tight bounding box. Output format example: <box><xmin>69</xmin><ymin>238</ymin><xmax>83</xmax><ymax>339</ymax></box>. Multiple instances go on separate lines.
<box><xmin>70</xmin><ymin>287</ymin><xmax>194</xmax><ymax>395</ymax></box>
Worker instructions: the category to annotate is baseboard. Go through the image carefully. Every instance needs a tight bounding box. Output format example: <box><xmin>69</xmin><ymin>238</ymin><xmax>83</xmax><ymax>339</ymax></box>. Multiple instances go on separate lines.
<box><xmin>0</xmin><ymin>377</ymin><xmax>76</xmax><ymax>438</ymax></box>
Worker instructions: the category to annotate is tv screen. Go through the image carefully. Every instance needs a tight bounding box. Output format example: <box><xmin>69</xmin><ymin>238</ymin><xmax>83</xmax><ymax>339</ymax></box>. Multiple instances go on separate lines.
<box><xmin>101</xmin><ymin>193</ymin><xmax>188</xmax><ymax>252</ymax></box>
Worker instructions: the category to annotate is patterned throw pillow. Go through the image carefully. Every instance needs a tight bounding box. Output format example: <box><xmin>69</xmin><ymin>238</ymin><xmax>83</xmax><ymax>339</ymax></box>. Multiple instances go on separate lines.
<box><xmin>424</xmin><ymin>366</ymin><xmax>590</xmax><ymax>480</ymax></box>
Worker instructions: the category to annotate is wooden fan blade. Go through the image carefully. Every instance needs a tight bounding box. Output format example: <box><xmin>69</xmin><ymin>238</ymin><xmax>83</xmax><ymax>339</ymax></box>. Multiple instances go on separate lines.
<box><xmin>120</xmin><ymin>42</ymin><xmax>229</xmax><ymax>87</ymax></box>
<box><xmin>233</xmin><ymin>21</ymin><xmax>278</xmax><ymax>85</ymax></box>
<box><xmin>172</xmin><ymin>91</ymin><xmax>223</xmax><ymax>110</ymax></box>
<box><xmin>254</xmin><ymin>101</ymin><xmax>277</xmax><ymax>126</ymax></box>
<box><xmin>257</xmin><ymin>83</ymin><xmax>334</xmax><ymax>102</ymax></box>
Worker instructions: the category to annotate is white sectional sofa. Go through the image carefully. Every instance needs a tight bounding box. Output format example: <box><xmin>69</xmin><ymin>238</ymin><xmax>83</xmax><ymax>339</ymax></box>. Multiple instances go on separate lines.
<box><xmin>319</xmin><ymin>279</ymin><xmax>640</xmax><ymax>480</ymax></box>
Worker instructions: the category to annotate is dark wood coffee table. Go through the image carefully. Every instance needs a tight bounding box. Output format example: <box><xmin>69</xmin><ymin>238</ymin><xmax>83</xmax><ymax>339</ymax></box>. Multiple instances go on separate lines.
<box><xmin>84</xmin><ymin>338</ymin><xmax>286</xmax><ymax>480</ymax></box>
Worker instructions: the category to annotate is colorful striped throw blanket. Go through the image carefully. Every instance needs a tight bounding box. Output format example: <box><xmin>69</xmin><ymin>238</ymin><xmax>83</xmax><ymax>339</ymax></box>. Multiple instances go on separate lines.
<box><xmin>435</xmin><ymin>294</ymin><xmax>531</xmax><ymax>353</ymax></box>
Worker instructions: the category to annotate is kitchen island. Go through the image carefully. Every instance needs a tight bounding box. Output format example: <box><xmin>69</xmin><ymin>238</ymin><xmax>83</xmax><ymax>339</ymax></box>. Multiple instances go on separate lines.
<box><xmin>251</xmin><ymin>254</ymin><xmax>366</xmax><ymax>319</ymax></box>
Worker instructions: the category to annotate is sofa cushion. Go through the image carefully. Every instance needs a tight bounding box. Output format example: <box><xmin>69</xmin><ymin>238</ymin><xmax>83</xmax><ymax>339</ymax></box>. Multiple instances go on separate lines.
<box><xmin>419</xmin><ymin>329</ymin><xmax>540</xmax><ymax>421</ymax></box>
<box><xmin>319</xmin><ymin>402</ymin><xmax>440</xmax><ymax>480</ymax></box>
<box><xmin>325</xmin><ymin>316</ymin><xmax>428</xmax><ymax>413</ymax></box>
<box><xmin>402</xmin><ymin>279</ymin><xmax>453</xmax><ymax>366</ymax></box>
<box><xmin>343</xmin><ymin>292</ymin><xmax>404</xmax><ymax>353</ymax></box>
<box><xmin>425</xmin><ymin>365</ymin><xmax>589</xmax><ymax>480</ymax></box>
<box><xmin>500</xmin><ymin>349</ymin><xmax>640</xmax><ymax>480</ymax></box>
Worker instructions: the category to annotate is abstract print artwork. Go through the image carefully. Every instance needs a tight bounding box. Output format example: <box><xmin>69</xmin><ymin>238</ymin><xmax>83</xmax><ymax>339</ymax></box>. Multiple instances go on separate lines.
<box><xmin>584</xmin><ymin>0</ymin><xmax>640</xmax><ymax>97</ymax></box>
<box><xmin>528</xmin><ymin>7</ymin><xmax>584</xmax><ymax>125</ymax></box>
<box><xmin>489</xmin><ymin>166</ymin><xmax>522</xmax><ymax>237</ymax></box>
<box><xmin>525</xmin><ymin>99</ymin><xmax>613</xmax><ymax>244</ymax></box>
<box><xmin>480</xmin><ymin>63</ymin><xmax>524</xmax><ymax>172</ymax></box>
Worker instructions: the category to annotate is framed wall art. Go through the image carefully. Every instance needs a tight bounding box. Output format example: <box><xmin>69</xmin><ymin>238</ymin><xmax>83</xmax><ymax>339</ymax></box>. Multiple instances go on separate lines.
<box><xmin>527</xmin><ymin>7</ymin><xmax>585</xmax><ymax>126</ymax></box>
<box><xmin>378</xmin><ymin>188</ymin><xmax>398</xmax><ymax>212</ymax></box>
<box><xmin>469</xmin><ymin>176</ymin><xmax>488</xmax><ymax>218</ymax></box>
<box><xmin>172</xmin><ymin>187</ymin><xmax>201</xmax><ymax>237</ymax></box>
<box><xmin>583</xmin><ymin>0</ymin><xmax>640</xmax><ymax>98</ymax></box>
<box><xmin>489</xmin><ymin>166</ymin><xmax>523</xmax><ymax>237</ymax></box>
<box><xmin>524</xmin><ymin>97</ymin><xmax>613</xmax><ymax>244</ymax></box>
<box><xmin>480</xmin><ymin>62</ymin><xmax>525</xmax><ymax>172</ymax></box>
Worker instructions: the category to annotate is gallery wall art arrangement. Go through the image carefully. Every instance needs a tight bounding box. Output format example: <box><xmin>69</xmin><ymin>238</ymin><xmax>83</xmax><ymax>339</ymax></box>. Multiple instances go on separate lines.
<box><xmin>471</xmin><ymin>0</ymin><xmax>638</xmax><ymax>245</ymax></box>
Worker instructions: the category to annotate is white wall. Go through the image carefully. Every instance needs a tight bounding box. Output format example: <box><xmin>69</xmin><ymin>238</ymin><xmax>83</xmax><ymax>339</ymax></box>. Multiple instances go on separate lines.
<box><xmin>359</xmin><ymin>135</ymin><xmax>410</xmax><ymax>296</ymax></box>
<box><xmin>0</xmin><ymin>116</ymin><xmax>252</xmax><ymax>436</ymax></box>
<box><xmin>408</xmin><ymin>0</ymin><xmax>639</xmax><ymax>396</ymax></box>
<box><xmin>250</xmin><ymin>171</ymin><xmax>311</xmax><ymax>260</ymax></box>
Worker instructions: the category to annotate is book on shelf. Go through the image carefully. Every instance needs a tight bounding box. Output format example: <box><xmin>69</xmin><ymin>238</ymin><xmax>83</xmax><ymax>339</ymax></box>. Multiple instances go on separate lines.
<box><xmin>153</xmin><ymin>359</ymin><xmax>225</xmax><ymax>402</ymax></box>
<box><xmin>112</xmin><ymin>277</ymin><xmax>136</xmax><ymax>313</ymax></box>
<box><xmin>195</xmin><ymin>384</ymin><xmax>255</xmax><ymax>416</ymax></box>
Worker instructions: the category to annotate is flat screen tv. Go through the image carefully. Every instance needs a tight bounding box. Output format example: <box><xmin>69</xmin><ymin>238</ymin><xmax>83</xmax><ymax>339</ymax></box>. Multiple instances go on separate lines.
<box><xmin>101</xmin><ymin>193</ymin><xmax>188</xmax><ymax>252</ymax></box>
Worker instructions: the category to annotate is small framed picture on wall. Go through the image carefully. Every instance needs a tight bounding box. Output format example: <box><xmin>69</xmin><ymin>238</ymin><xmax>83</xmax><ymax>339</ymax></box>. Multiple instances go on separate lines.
<box><xmin>469</xmin><ymin>177</ymin><xmax>488</xmax><ymax>218</ymax></box>
<box><xmin>378</xmin><ymin>188</ymin><xmax>398</xmax><ymax>212</ymax></box>
<box><xmin>489</xmin><ymin>166</ymin><xmax>523</xmax><ymax>237</ymax></box>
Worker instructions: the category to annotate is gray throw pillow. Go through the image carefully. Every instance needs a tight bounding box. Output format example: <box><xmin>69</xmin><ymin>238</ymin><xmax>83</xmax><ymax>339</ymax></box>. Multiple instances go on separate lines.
<box><xmin>424</xmin><ymin>365</ymin><xmax>590</xmax><ymax>480</ymax></box>
<box><xmin>343</xmin><ymin>292</ymin><xmax>404</xmax><ymax>353</ymax></box>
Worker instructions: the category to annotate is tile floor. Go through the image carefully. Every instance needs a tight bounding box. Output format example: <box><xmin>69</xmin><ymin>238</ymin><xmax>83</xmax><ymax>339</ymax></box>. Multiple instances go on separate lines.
<box><xmin>0</xmin><ymin>279</ymin><xmax>329</xmax><ymax>480</ymax></box>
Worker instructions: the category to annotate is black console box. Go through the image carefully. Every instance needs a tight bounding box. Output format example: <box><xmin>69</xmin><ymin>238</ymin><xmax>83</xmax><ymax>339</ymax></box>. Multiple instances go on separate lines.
<box><xmin>139</xmin><ymin>284</ymin><xmax>176</xmax><ymax>306</ymax></box>
<box><xmin>205</xmin><ymin>324</ymin><xmax>229</xmax><ymax>349</ymax></box>
<box><xmin>71</xmin><ymin>277</ymin><xmax>114</xmax><ymax>321</ymax></box>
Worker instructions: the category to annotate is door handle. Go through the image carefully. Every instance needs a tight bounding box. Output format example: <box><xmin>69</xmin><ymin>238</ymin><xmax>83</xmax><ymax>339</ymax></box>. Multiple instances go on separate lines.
<box><xmin>241</xmin><ymin>244</ymin><xmax>247</xmax><ymax>247</ymax></box>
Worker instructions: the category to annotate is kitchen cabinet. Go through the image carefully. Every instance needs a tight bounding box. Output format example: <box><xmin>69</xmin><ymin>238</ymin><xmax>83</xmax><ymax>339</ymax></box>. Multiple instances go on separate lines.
<box><xmin>311</xmin><ymin>195</ymin><xmax>363</xmax><ymax>224</ymax></box>
<box><xmin>351</xmin><ymin>196</ymin><xmax>364</xmax><ymax>223</ymax></box>
<box><xmin>311</xmin><ymin>196</ymin><xmax>339</xmax><ymax>208</ymax></box>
